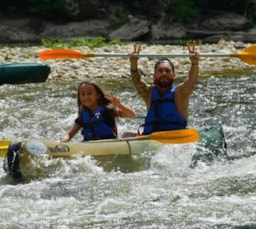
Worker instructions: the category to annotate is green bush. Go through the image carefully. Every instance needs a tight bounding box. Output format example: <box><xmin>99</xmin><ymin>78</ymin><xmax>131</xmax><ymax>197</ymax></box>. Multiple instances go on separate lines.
<box><xmin>173</xmin><ymin>0</ymin><xmax>198</xmax><ymax>23</ymax></box>
<box><xmin>1</xmin><ymin>0</ymin><xmax>256</xmax><ymax>25</ymax></box>
<box><xmin>41</xmin><ymin>37</ymin><xmax>122</xmax><ymax>48</ymax></box>
<box><xmin>0</xmin><ymin>0</ymin><xmax>66</xmax><ymax>21</ymax></box>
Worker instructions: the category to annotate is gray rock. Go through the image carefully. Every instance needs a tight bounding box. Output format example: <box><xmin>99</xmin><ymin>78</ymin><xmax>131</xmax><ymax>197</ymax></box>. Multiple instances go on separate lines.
<box><xmin>41</xmin><ymin>20</ymin><xmax>110</xmax><ymax>39</ymax></box>
<box><xmin>1</xmin><ymin>10</ymin><xmax>256</xmax><ymax>44</ymax></box>
<box><xmin>199</xmin><ymin>12</ymin><xmax>250</xmax><ymax>31</ymax></box>
<box><xmin>108</xmin><ymin>16</ymin><xmax>151</xmax><ymax>41</ymax></box>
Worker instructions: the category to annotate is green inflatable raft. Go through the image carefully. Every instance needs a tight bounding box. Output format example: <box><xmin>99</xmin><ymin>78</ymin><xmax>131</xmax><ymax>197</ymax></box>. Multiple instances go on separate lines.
<box><xmin>0</xmin><ymin>63</ymin><xmax>50</xmax><ymax>84</ymax></box>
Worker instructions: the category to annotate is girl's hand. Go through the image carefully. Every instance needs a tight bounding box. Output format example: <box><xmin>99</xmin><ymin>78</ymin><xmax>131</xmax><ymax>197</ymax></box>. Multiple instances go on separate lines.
<box><xmin>105</xmin><ymin>91</ymin><xmax>121</xmax><ymax>108</ymax></box>
<box><xmin>105</xmin><ymin>91</ymin><xmax>136</xmax><ymax>118</ymax></box>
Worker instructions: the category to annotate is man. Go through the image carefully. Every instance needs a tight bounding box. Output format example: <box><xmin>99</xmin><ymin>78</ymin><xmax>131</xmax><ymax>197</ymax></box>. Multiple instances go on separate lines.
<box><xmin>128</xmin><ymin>41</ymin><xmax>199</xmax><ymax>135</ymax></box>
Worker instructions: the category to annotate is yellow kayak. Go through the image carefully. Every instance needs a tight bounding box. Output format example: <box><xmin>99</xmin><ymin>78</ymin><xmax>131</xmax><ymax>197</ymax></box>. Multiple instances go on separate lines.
<box><xmin>2</xmin><ymin>126</ymin><xmax>227</xmax><ymax>180</ymax></box>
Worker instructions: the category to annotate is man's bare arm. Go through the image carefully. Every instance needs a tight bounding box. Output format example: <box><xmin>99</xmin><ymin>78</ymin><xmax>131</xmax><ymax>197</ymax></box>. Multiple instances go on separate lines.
<box><xmin>175</xmin><ymin>41</ymin><xmax>199</xmax><ymax>119</ymax></box>
<box><xmin>129</xmin><ymin>43</ymin><xmax>152</xmax><ymax>108</ymax></box>
<box><xmin>179</xmin><ymin>41</ymin><xmax>199</xmax><ymax>97</ymax></box>
<box><xmin>131</xmin><ymin>70</ymin><xmax>151</xmax><ymax>100</ymax></box>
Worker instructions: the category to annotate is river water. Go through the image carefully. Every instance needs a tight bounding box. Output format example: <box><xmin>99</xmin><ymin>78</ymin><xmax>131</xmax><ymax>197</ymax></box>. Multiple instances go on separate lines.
<box><xmin>0</xmin><ymin>74</ymin><xmax>255</xmax><ymax>228</ymax></box>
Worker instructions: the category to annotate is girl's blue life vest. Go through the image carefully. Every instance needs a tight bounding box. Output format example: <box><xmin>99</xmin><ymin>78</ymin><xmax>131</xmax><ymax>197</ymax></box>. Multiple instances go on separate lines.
<box><xmin>81</xmin><ymin>106</ymin><xmax>117</xmax><ymax>141</ymax></box>
<box><xmin>141</xmin><ymin>86</ymin><xmax>187</xmax><ymax>135</ymax></box>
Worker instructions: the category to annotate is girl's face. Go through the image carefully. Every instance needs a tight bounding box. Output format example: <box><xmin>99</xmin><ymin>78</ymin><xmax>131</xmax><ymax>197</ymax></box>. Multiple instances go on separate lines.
<box><xmin>79</xmin><ymin>84</ymin><xmax>101</xmax><ymax>111</ymax></box>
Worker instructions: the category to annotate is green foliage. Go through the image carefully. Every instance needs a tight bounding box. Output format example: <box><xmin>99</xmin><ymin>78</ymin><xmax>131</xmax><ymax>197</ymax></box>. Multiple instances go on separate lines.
<box><xmin>1</xmin><ymin>0</ymin><xmax>256</xmax><ymax>26</ymax></box>
<box><xmin>194</xmin><ymin>0</ymin><xmax>256</xmax><ymax>24</ymax></box>
<box><xmin>41</xmin><ymin>37</ymin><xmax>122</xmax><ymax>48</ymax></box>
<box><xmin>175</xmin><ymin>40</ymin><xmax>203</xmax><ymax>49</ymax></box>
<box><xmin>27</xmin><ymin>0</ymin><xmax>63</xmax><ymax>13</ymax></box>
<box><xmin>0</xmin><ymin>2</ymin><xmax>20</xmax><ymax>17</ymax></box>
<box><xmin>198</xmin><ymin>0</ymin><xmax>245</xmax><ymax>14</ymax></box>
<box><xmin>246</xmin><ymin>9</ymin><xmax>256</xmax><ymax>24</ymax></box>
<box><xmin>194</xmin><ymin>0</ymin><xmax>256</xmax><ymax>23</ymax></box>
<box><xmin>173</xmin><ymin>0</ymin><xmax>198</xmax><ymax>23</ymax></box>
<box><xmin>0</xmin><ymin>0</ymin><xmax>66</xmax><ymax>20</ymax></box>
<box><xmin>5</xmin><ymin>7</ymin><xmax>16</xmax><ymax>16</ymax></box>
<box><xmin>243</xmin><ymin>1</ymin><xmax>256</xmax><ymax>24</ymax></box>
<box><xmin>27</xmin><ymin>0</ymin><xmax>66</xmax><ymax>21</ymax></box>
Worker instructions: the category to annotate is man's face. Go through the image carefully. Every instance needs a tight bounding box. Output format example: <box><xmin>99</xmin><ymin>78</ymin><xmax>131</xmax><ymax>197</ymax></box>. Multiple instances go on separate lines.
<box><xmin>153</xmin><ymin>62</ymin><xmax>175</xmax><ymax>88</ymax></box>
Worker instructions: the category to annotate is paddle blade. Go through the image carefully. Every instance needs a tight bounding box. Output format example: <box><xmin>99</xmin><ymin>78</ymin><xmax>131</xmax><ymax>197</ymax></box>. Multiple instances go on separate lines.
<box><xmin>230</xmin><ymin>45</ymin><xmax>256</xmax><ymax>65</ymax></box>
<box><xmin>138</xmin><ymin>129</ymin><xmax>200</xmax><ymax>144</ymax></box>
<box><xmin>0</xmin><ymin>140</ymin><xmax>10</xmax><ymax>158</ymax></box>
<box><xmin>39</xmin><ymin>49</ymin><xmax>96</xmax><ymax>60</ymax></box>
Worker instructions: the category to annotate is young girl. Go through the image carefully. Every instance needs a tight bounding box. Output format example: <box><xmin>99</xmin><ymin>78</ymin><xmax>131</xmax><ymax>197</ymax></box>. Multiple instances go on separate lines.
<box><xmin>61</xmin><ymin>80</ymin><xmax>136</xmax><ymax>142</ymax></box>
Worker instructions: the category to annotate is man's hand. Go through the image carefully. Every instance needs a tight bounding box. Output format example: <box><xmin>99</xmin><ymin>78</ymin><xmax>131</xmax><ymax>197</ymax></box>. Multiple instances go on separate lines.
<box><xmin>187</xmin><ymin>41</ymin><xmax>199</xmax><ymax>65</ymax></box>
<box><xmin>129</xmin><ymin>43</ymin><xmax>141</xmax><ymax>66</ymax></box>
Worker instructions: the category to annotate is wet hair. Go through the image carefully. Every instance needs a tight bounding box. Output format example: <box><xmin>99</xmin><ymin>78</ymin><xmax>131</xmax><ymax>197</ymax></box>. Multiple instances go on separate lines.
<box><xmin>77</xmin><ymin>80</ymin><xmax>116</xmax><ymax>120</ymax></box>
<box><xmin>154</xmin><ymin>58</ymin><xmax>175</xmax><ymax>73</ymax></box>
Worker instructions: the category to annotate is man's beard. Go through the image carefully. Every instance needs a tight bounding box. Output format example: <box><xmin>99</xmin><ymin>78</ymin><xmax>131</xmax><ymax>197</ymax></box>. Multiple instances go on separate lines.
<box><xmin>155</xmin><ymin>78</ymin><xmax>174</xmax><ymax>88</ymax></box>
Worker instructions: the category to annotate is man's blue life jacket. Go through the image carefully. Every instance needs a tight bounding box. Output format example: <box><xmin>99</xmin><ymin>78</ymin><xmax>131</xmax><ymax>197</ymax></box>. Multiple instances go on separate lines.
<box><xmin>141</xmin><ymin>86</ymin><xmax>187</xmax><ymax>135</ymax></box>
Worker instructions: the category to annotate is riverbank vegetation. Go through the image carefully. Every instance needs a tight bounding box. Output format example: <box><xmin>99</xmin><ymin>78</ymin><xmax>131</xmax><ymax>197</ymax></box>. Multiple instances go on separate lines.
<box><xmin>1</xmin><ymin>0</ymin><xmax>256</xmax><ymax>25</ymax></box>
<box><xmin>41</xmin><ymin>37</ymin><xmax>122</xmax><ymax>48</ymax></box>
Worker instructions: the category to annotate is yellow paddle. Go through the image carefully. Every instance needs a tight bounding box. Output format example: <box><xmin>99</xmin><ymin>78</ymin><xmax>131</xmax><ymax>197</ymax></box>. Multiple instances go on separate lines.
<box><xmin>39</xmin><ymin>45</ymin><xmax>256</xmax><ymax>65</ymax></box>
<box><xmin>90</xmin><ymin>128</ymin><xmax>200</xmax><ymax>144</ymax></box>
<box><xmin>0</xmin><ymin>129</ymin><xmax>199</xmax><ymax>158</ymax></box>
<box><xmin>135</xmin><ymin>128</ymin><xmax>199</xmax><ymax>144</ymax></box>
<box><xmin>0</xmin><ymin>140</ymin><xmax>10</xmax><ymax>158</ymax></box>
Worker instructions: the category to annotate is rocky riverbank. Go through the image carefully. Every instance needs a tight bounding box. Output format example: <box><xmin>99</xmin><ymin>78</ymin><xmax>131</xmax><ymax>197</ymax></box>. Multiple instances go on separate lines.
<box><xmin>1</xmin><ymin>39</ymin><xmax>255</xmax><ymax>82</ymax></box>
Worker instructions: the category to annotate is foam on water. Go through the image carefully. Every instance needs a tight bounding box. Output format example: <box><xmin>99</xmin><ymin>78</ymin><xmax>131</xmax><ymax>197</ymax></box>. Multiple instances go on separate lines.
<box><xmin>0</xmin><ymin>77</ymin><xmax>255</xmax><ymax>228</ymax></box>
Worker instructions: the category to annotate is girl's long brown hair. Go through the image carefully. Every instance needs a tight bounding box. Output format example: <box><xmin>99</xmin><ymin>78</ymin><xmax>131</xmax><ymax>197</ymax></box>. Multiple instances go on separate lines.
<box><xmin>77</xmin><ymin>80</ymin><xmax>116</xmax><ymax>122</ymax></box>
